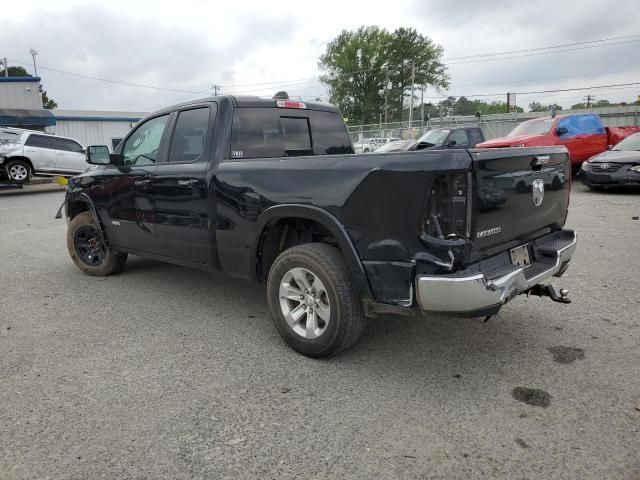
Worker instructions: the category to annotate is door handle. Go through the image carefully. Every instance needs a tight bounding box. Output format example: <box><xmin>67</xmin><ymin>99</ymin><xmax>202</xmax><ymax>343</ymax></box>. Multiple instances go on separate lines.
<box><xmin>134</xmin><ymin>179</ymin><xmax>151</xmax><ymax>187</ymax></box>
<box><xmin>177</xmin><ymin>179</ymin><xmax>198</xmax><ymax>187</ymax></box>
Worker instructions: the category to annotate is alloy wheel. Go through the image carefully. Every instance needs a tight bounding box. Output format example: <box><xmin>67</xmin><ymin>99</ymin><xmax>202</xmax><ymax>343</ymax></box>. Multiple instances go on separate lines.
<box><xmin>278</xmin><ymin>267</ymin><xmax>331</xmax><ymax>339</ymax></box>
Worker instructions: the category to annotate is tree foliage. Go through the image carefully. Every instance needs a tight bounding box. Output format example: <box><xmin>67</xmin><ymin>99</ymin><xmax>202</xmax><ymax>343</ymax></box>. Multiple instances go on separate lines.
<box><xmin>0</xmin><ymin>65</ymin><xmax>58</xmax><ymax>109</ymax></box>
<box><xmin>528</xmin><ymin>101</ymin><xmax>563</xmax><ymax>112</ymax></box>
<box><xmin>319</xmin><ymin>26</ymin><xmax>448</xmax><ymax>124</ymax></box>
<box><xmin>419</xmin><ymin>96</ymin><xmax>523</xmax><ymax>119</ymax></box>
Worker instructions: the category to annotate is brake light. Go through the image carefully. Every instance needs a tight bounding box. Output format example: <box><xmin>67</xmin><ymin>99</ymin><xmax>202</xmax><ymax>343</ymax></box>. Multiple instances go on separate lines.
<box><xmin>276</xmin><ymin>100</ymin><xmax>307</xmax><ymax>109</ymax></box>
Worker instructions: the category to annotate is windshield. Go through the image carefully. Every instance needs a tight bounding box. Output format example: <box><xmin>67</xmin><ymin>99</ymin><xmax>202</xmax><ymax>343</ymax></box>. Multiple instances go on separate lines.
<box><xmin>375</xmin><ymin>140</ymin><xmax>412</xmax><ymax>152</ymax></box>
<box><xmin>507</xmin><ymin>118</ymin><xmax>554</xmax><ymax>137</ymax></box>
<box><xmin>416</xmin><ymin>129</ymin><xmax>449</xmax><ymax>146</ymax></box>
<box><xmin>612</xmin><ymin>132</ymin><xmax>640</xmax><ymax>151</ymax></box>
<box><xmin>0</xmin><ymin>129</ymin><xmax>20</xmax><ymax>143</ymax></box>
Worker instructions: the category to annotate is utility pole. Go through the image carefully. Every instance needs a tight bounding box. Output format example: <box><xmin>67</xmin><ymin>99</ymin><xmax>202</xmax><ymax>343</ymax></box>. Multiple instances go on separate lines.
<box><xmin>506</xmin><ymin>92</ymin><xmax>511</xmax><ymax>113</ymax></box>
<box><xmin>421</xmin><ymin>85</ymin><xmax>424</xmax><ymax>124</ymax></box>
<box><xmin>384</xmin><ymin>70</ymin><xmax>390</xmax><ymax>124</ymax></box>
<box><xmin>408</xmin><ymin>62</ymin><xmax>415</xmax><ymax>136</ymax></box>
<box><xmin>212</xmin><ymin>84</ymin><xmax>221</xmax><ymax>96</ymax></box>
<box><xmin>29</xmin><ymin>47</ymin><xmax>38</xmax><ymax>77</ymax></box>
<box><xmin>585</xmin><ymin>94</ymin><xmax>594</xmax><ymax>108</ymax></box>
<box><xmin>2</xmin><ymin>58</ymin><xmax>7</xmax><ymax>77</ymax></box>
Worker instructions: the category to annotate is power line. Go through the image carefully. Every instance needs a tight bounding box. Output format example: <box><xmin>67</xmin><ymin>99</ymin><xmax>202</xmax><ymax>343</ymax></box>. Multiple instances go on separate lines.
<box><xmin>7</xmin><ymin>57</ymin><xmax>211</xmax><ymax>94</ymax></box>
<box><xmin>446</xmin><ymin>39</ymin><xmax>640</xmax><ymax>65</ymax></box>
<box><xmin>445</xmin><ymin>34</ymin><xmax>640</xmax><ymax>60</ymax></box>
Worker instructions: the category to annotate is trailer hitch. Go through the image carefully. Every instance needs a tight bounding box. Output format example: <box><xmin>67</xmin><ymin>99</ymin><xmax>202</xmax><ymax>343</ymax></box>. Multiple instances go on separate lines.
<box><xmin>526</xmin><ymin>284</ymin><xmax>571</xmax><ymax>304</ymax></box>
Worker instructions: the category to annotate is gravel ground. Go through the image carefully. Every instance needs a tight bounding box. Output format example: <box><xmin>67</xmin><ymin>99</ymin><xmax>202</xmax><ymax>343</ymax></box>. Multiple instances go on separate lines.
<box><xmin>1</xmin><ymin>184</ymin><xmax>639</xmax><ymax>479</ymax></box>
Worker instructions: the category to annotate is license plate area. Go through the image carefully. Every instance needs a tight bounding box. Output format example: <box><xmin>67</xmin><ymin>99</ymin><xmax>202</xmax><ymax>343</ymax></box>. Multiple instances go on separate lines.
<box><xmin>510</xmin><ymin>244</ymin><xmax>531</xmax><ymax>268</ymax></box>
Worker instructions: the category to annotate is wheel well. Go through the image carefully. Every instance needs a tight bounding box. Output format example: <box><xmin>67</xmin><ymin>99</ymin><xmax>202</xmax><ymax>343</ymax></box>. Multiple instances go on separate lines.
<box><xmin>67</xmin><ymin>200</ymin><xmax>90</xmax><ymax>219</ymax></box>
<box><xmin>4</xmin><ymin>156</ymin><xmax>34</xmax><ymax>172</ymax></box>
<box><xmin>257</xmin><ymin>217</ymin><xmax>340</xmax><ymax>281</ymax></box>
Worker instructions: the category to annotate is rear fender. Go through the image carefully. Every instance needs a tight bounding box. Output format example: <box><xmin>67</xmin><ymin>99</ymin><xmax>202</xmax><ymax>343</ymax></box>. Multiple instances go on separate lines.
<box><xmin>252</xmin><ymin>204</ymin><xmax>373</xmax><ymax>300</ymax></box>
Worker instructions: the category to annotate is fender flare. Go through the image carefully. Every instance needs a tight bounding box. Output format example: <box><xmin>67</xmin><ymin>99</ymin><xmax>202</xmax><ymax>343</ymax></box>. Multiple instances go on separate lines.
<box><xmin>251</xmin><ymin>204</ymin><xmax>373</xmax><ymax>299</ymax></box>
<box><xmin>65</xmin><ymin>193</ymin><xmax>109</xmax><ymax>248</ymax></box>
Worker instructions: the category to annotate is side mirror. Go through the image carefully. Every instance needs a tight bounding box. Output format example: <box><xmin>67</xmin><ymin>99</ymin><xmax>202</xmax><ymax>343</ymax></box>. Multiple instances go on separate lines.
<box><xmin>86</xmin><ymin>145</ymin><xmax>111</xmax><ymax>165</ymax></box>
<box><xmin>556</xmin><ymin>126</ymin><xmax>568</xmax><ymax>136</ymax></box>
<box><xmin>447</xmin><ymin>139</ymin><xmax>457</xmax><ymax>147</ymax></box>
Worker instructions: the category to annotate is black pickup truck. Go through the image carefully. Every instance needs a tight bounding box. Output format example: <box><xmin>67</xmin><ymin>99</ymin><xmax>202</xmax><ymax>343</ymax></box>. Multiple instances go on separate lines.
<box><xmin>61</xmin><ymin>95</ymin><xmax>577</xmax><ymax>357</ymax></box>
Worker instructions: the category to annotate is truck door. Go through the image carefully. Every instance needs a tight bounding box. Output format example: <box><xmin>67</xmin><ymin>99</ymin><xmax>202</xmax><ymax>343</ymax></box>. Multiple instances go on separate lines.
<box><xmin>98</xmin><ymin>113</ymin><xmax>170</xmax><ymax>252</ymax></box>
<box><xmin>150</xmin><ymin>105</ymin><xmax>214</xmax><ymax>264</ymax></box>
<box><xmin>556</xmin><ymin>114</ymin><xmax>607</xmax><ymax>162</ymax></box>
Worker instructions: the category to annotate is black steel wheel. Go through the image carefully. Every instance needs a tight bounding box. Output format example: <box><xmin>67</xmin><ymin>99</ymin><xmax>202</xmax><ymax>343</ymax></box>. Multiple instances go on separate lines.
<box><xmin>74</xmin><ymin>225</ymin><xmax>106</xmax><ymax>266</ymax></box>
<box><xmin>66</xmin><ymin>212</ymin><xmax>127</xmax><ymax>276</ymax></box>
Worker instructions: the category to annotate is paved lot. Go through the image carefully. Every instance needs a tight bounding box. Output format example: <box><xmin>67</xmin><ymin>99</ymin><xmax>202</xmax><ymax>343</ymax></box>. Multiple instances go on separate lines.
<box><xmin>1</xmin><ymin>184</ymin><xmax>639</xmax><ymax>479</ymax></box>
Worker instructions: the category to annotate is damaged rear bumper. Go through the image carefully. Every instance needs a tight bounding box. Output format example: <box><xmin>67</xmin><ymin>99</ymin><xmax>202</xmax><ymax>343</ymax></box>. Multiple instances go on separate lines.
<box><xmin>415</xmin><ymin>229</ymin><xmax>577</xmax><ymax>315</ymax></box>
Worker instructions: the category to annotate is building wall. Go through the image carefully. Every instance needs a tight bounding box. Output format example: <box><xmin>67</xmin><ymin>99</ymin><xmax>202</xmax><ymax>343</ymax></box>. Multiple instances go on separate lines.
<box><xmin>50</xmin><ymin>119</ymin><xmax>138</xmax><ymax>149</ymax></box>
<box><xmin>46</xmin><ymin>110</ymin><xmax>147</xmax><ymax>149</ymax></box>
<box><xmin>0</xmin><ymin>78</ymin><xmax>43</xmax><ymax>109</ymax></box>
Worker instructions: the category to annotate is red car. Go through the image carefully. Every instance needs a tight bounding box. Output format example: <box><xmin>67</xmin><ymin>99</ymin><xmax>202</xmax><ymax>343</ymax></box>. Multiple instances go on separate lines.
<box><xmin>477</xmin><ymin>113</ymin><xmax>640</xmax><ymax>174</ymax></box>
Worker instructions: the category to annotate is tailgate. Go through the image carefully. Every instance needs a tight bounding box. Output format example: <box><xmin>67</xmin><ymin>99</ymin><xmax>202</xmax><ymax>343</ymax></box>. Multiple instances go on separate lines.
<box><xmin>469</xmin><ymin>147</ymin><xmax>570</xmax><ymax>255</ymax></box>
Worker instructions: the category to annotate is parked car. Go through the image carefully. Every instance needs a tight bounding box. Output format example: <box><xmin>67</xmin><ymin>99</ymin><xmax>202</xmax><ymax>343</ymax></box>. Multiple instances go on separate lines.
<box><xmin>372</xmin><ymin>139</ymin><xmax>414</xmax><ymax>152</ymax></box>
<box><xmin>354</xmin><ymin>137</ymin><xmax>400</xmax><ymax>153</ymax></box>
<box><xmin>0</xmin><ymin>127</ymin><xmax>88</xmax><ymax>184</ymax></box>
<box><xmin>61</xmin><ymin>95</ymin><xmax>576</xmax><ymax>358</ymax></box>
<box><xmin>476</xmin><ymin>113</ymin><xmax>640</xmax><ymax>175</ymax></box>
<box><xmin>408</xmin><ymin>127</ymin><xmax>486</xmax><ymax>151</ymax></box>
<box><xmin>580</xmin><ymin>132</ymin><xmax>640</xmax><ymax>190</ymax></box>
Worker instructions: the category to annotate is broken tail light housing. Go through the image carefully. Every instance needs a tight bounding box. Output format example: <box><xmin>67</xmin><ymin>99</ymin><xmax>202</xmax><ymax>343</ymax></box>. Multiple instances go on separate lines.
<box><xmin>422</xmin><ymin>173</ymin><xmax>469</xmax><ymax>239</ymax></box>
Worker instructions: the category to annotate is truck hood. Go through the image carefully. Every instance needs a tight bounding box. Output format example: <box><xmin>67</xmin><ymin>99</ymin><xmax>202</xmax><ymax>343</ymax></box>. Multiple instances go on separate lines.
<box><xmin>476</xmin><ymin>134</ymin><xmax>543</xmax><ymax>148</ymax></box>
<box><xmin>589</xmin><ymin>149</ymin><xmax>640</xmax><ymax>163</ymax></box>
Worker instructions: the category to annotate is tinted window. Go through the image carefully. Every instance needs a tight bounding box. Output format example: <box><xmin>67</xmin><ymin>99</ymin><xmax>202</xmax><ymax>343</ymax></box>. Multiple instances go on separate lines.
<box><xmin>25</xmin><ymin>134</ymin><xmax>53</xmax><ymax>149</ymax></box>
<box><xmin>54</xmin><ymin>138</ymin><xmax>83</xmax><ymax>152</ymax></box>
<box><xmin>468</xmin><ymin>129</ymin><xmax>484</xmax><ymax>146</ymax></box>
<box><xmin>231</xmin><ymin>108</ymin><xmax>313</xmax><ymax>159</ymax></box>
<box><xmin>448</xmin><ymin>129</ymin><xmax>469</xmax><ymax>146</ymax></box>
<box><xmin>168</xmin><ymin>107</ymin><xmax>210</xmax><ymax>163</ymax></box>
<box><xmin>111</xmin><ymin>138</ymin><xmax>123</xmax><ymax>151</ymax></box>
<box><xmin>122</xmin><ymin>114</ymin><xmax>170</xmax><ymax>166</ymax></box>
<box><xmin>309</xmin><ymin>111</ymin><xmax>353</xmax><ymax>155</ymax></box>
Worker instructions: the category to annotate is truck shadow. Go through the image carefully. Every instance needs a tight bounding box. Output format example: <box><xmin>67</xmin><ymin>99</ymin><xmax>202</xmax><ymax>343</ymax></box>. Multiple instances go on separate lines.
<box><xmin>116</xmin><ymin>256</ymin><xmax>541</xmax><ymax>382</ymax></box>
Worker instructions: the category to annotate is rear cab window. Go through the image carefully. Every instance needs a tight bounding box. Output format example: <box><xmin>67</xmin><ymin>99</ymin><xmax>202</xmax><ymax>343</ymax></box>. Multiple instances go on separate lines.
<box><xmin>230</xmin><ymin>107</ymin><xmax>352</xmax><ymax>159</ymax></box>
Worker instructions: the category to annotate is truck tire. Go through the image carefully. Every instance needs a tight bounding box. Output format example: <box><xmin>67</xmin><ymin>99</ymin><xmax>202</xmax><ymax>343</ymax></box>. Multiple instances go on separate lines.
<box><xmin>4</xmin><ymin>159</ymin><xmax>31</xmax><ymax>184</ymax></box>
<box><xmin>66</xmin><ymin>212</ymin><xmax>127</xmax><ymax>276</ymax></box>
<box><xmin>267</xmin><ymin>243</ymin><xmax>365</xmax><ymax>358</ymax></box>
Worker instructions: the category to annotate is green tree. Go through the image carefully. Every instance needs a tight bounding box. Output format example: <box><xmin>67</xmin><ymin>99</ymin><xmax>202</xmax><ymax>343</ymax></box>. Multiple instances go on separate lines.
<box><xmin>529</xmin><ymin>101</ymin><xmax>563</xmax><ymax>112</ymax></box>
<box><xmin>319</xmin><ymin>26</ymin><xmax>448</xmax><ymax>124</ymax></box>
<box><xmin>0</xmin><ymin>65</ymin><xmax>58</xmax><ymax>109</ymax></box>
<box><xmin>385</xmin><ymin>27</ymin><xmax>448</xmax><ymax>121</ymax></box>
<box><xmin>0</xmin><ymin>65</ymin><xmax>29</xmax><ymax>76</ymax></box>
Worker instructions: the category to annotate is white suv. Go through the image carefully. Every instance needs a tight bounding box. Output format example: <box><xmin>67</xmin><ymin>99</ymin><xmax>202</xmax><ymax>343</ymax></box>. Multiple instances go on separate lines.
<box><xmin>0</xmin><ymin>128</ymin><xmax>88</xmax><ymax>184</ymax></box>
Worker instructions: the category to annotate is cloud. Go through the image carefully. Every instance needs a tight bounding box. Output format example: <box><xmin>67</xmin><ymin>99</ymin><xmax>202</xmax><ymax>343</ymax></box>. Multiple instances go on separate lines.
<box><xmin>1</xmin><ymin>0</ymin><xmax>638</xmax><ymax>112</ymax></box>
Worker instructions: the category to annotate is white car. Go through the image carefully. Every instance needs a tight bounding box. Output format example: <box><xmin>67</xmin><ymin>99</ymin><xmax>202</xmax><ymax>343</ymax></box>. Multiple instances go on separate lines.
<box><xmin>0</xmin><ymin>128</ymin><xmax>88</xmax><ymax>184</ymax></box>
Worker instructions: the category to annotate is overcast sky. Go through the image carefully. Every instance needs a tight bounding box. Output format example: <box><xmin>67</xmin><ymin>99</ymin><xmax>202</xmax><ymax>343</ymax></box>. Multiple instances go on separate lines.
<box><xmin>3</xmin><ymin>0</ymin><xmax>639</xmax><ymax>113</ymax></box>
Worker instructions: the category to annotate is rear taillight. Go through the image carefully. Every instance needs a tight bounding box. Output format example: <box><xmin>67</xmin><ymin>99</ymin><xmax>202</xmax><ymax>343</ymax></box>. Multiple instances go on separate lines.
<box><xmin>422</xmin><ymin>173</ymin><xmax>469</xmax><ymax>239</ymax></box>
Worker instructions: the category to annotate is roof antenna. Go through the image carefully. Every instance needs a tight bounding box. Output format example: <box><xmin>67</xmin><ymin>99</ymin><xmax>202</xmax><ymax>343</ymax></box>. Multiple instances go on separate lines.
<box><xmin>273</xmin><ymin>91</ymin><xmax>289</xmax><ymax>100</ymax></box>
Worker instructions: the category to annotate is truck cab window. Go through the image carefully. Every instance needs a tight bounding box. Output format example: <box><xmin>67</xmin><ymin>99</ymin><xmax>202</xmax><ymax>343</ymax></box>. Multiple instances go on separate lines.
<box><xmin>122</xmin><ymin>114</ymin><xmax>170</xmax><ymax>166</ymax></box>
<box><xmin>309</xmin><ymin>111</ymin><xmax>353</xmax><ymax>155</ymax></box>
<box><xmin>168</xmin><ymin>107</ymin><xmax>210</xmax><ymax>163</ymax></box>
<box><xmin>230</xmin><ymin>108</ymin><xmax>313</xmax><ymax>159</ymax></box>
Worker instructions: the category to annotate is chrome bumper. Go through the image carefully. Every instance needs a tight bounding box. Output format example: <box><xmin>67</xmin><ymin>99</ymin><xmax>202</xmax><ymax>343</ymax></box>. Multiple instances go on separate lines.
<box><xmin>415</xmin><ymin>229</ymin><xmax>577</xmax><ymax>314</ymax></box>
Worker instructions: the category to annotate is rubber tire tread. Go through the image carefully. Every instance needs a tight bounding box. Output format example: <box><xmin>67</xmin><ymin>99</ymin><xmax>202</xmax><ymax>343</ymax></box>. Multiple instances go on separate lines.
<box><xmin>4</xmin><ymin>159</ymin><xmax>31</xmax><ymax>185</ymax></box>
<box><xmin>66</xmin><ymin>212</ymin><xmax>127</xmax><ymax>276</ymax></box>
<box><xmin>267</xmin><ymin>243</ymin><xmax>365</xmax><ymax>358</ymax></box>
